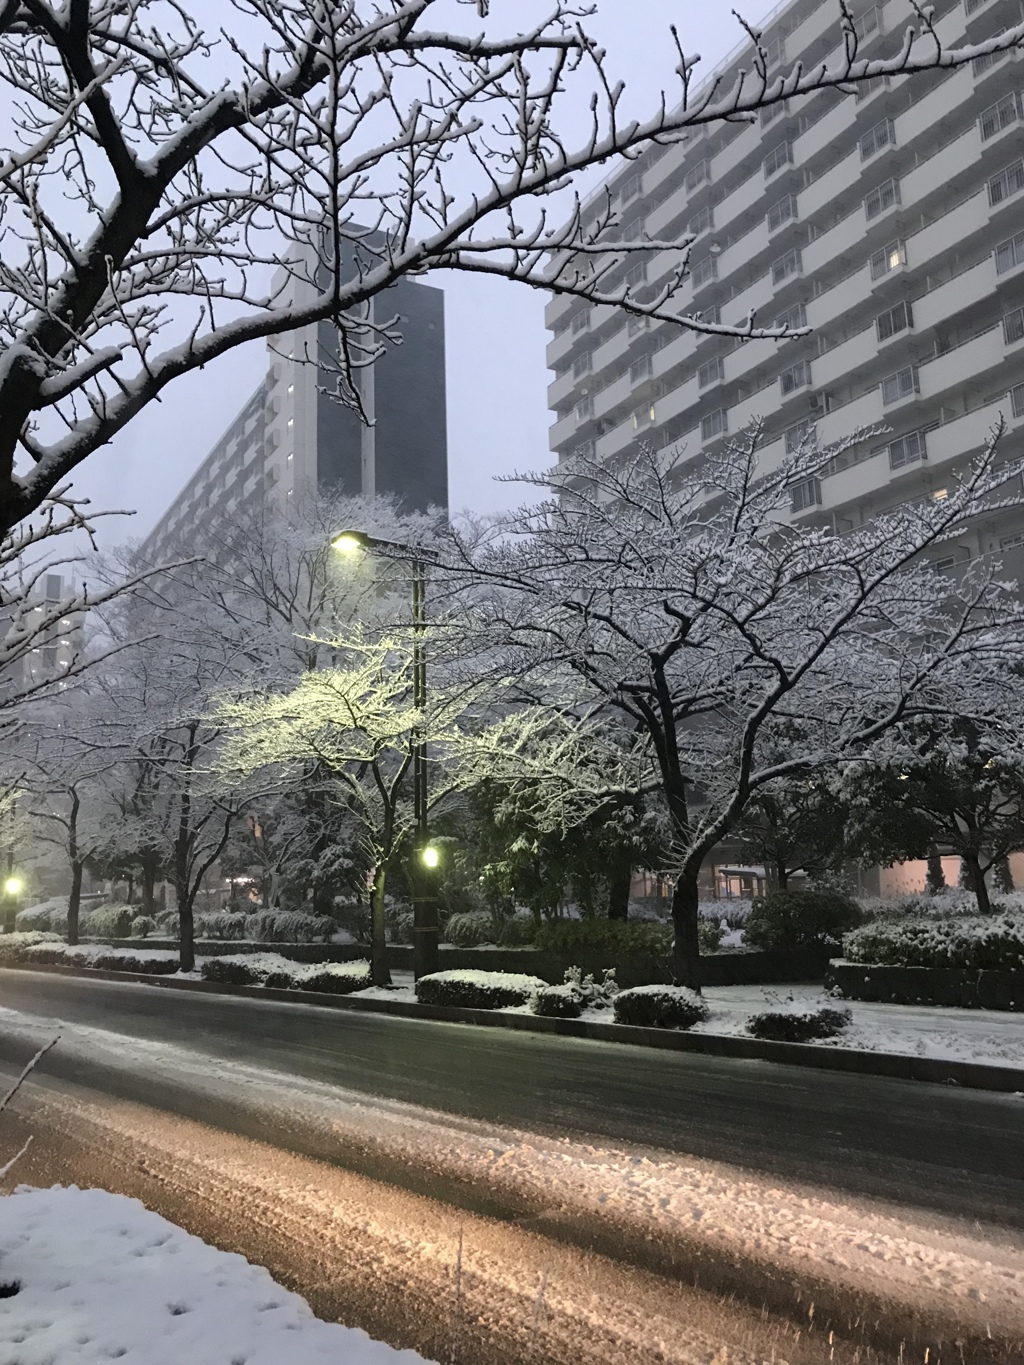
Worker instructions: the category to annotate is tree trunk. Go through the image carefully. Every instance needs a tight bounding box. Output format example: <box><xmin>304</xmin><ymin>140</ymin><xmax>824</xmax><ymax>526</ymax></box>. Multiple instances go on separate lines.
<box><xmin>177</xmin><ymin>884</ymin><xmax>195</xmax><ymax>972</ymax></box>
<box><xmin>671</xmin><ymin>866</ymin><xmax>702</xmax><ymax>991</ymax></box>
<box><xmin>993</xmin><ymin>855</ymin><xmax>1014</xmax><ymax>894</ymax></box>
<box><xmin>607</xmin><ymin>863</ymin><xmax>631</xmax><ymax>920</ymax></box>
<box><xmin>369</xmin><ymin>863</ymin><xmax>392</xmax><ymax>987</ymax></box>
<box><xmin>926</xmin><ymin>844</ymin><xmax>945</xmax><ymax>895</ymax></box>
<box><xmin>67</xmin><ymin>859</ymin><xmax>84</xmax><ymax>947</ymax></box>
<box><xmin>962</xmin><ymin>850</ymin><xmax>990</xmax><ymax>914</ymax></box>
<box><xmin>140</xmin><ymin>855</ymin><xmax>158</xmax><ymax>916</ymax></box>
<box><xmin>775</xmin><ymin>861</ymin><xmax>788</xmax><ymax>892</ymax></box>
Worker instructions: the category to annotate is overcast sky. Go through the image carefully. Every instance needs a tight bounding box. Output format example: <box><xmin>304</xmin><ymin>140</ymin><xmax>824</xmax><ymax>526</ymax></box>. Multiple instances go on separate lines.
<box><xmin>65</xmin><ymin>3</ymin><xmax>775</xmax><ymax>546</ymax></box>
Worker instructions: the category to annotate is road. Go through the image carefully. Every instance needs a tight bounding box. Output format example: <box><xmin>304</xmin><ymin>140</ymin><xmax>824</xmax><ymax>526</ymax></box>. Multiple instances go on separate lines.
<box><xmin>1</xmin><ymin>968</ymin><xmax>1022</xmax><ymax>1229</ymax></box>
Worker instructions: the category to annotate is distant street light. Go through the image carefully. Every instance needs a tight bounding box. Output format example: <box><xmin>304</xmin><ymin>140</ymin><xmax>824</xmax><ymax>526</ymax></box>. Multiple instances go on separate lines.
<box><xmin>4</xmin><ymin>877</ymin><xmax>22</xmax><ymax>897</ymax></box>
<box><xmin>332</xmin><ymin>530</ymin><xmax>440</xmax><ymax>979</ymax></box>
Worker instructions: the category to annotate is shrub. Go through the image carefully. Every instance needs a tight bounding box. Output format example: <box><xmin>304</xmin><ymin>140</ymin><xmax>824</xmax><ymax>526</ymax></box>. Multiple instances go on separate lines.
<box><xmin>244</xmin><ymin>910</ymin><xmax>335</xmax><ymax>944</ymax></box>
<box><xmin>129</xmin><ymin>915</ymin><xmax>157</xmax><ymax>939</ymax></box>
<box><xmin>0</xmin><ymin>931</ymin><xmax>61</xmax><ymax>963</ymax></box>
<box><xmin>155</xmin><ymin>910</ymin><xmax>180</xmax><ymax>939</ymax></box>
<box><xmin>15</xmin><ymin>900</ymin><xmax>67</xmax><ymax>934</ymax></box>
<box><xmin>443</xmin><ymin>910</ymin><xmax>496</xmax><ymax>947</ymax></box>
<box><xmin>747</xmin><ymin>1006</ymin><xmax>852</xmax><ymax>1043</ymax></box>
<box><xmin>499</xmin><ymin>912</ymin><xmax>540</xmax><ymax>947</ymax></box>
<box><xmin>534</xmin><ymin>917</ymin><xmax>671</xmax><ymax>959</ymax></box>
<box><xmin>332</xmin><ymin>902</ymin><xmax>370</xmax><ymax>943</ymax></box>
<box><xmin>744</xmin><ymin>888</ymin><xmax>864</xmax><ymax>952</ymax></box>
<box><xmin>198</xmin><ymin>953</ymin><xmax>372</xmax><ymax>992</ymax></box>
<box><xmin>415</xmin><ymin>969</ymin><xmax>547</xmax><ymax>1010</ymax></box>
<box><xmin>698</xmin><ymin>918</ymin><xmax>725</xmax><ymax>953</ymax></box>
<box><xmin>18</xmin><ymin>943</ymin><xmax>179</xmax><ymax>974</ymax></box>
<box><xmin>201</xmin><ymin>953</ymin><xmax>294</xmax><ymax>986</ymax></box>
<box><xmin>300</xmin><ymin>961</ymin><xmax>372</xmax><ymax>994</ymax></box>
<box><xmin>843</xmin><ymin>914</ymin><xmax>1024</xmax><ymax>970</ymax></box>
<box><xmin>193</xmin><ymin>912</ymin><xmax>249</xmax><ymax>941</ymax></box>
<box><xmin>81</xmin><ymin>904</ymin><xmax>137</xmax><ymax>940</ymax></box>
<box><xmin>613</xmin><ymin>984</ymin><xmax>709</xmax><ymax>1029</ymax></box>
<box><xmin>532</xmin><ymin>983</ymin><xmax>582</xmax><ymax>1018</ymax></box>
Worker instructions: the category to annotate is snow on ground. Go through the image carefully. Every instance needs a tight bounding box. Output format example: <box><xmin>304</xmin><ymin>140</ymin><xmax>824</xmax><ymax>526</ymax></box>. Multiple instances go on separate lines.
<box><xmin>0</xmin><ymin>1184</ymin><xmax>434</xmax><ymax>1365</ymax></box>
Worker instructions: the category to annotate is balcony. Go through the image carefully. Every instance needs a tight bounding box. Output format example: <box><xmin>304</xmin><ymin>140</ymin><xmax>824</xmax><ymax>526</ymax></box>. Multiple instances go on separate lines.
<box><xmin>899</xmin><ymin>125</ymin><xmax>980</xmax><ymax>215</ymax></box>
<box><xmin>913</xmin><ymin>257</ymin><xmax>994</xmax><ymax>333</ymax></box>
<box><xmin>818</xmin><ymin>388</ymin><xmax>883</xmax><ymax>446</ymax></box>
<box><xmin>813</xmin><ymin>326</ymin><xmax>878</xmax><ymax>389</ymax></box>
<box><xmin>799</xmin><ymin>148</ymin><xmax>859</xmax><ymax>223</ymax></box>
<box><xmin>919</xmin><ymin>324</ymin><xmax>1004</xmax><ymax>401</ymax></box>
<box><xmin>807</xmin><ymin>267</ymin><xmax>870</xmax><ymax>334</ymax></box>
<box><xmin>926</xmin><ymin>394</ymin><xmax>1012</xmax><ymax>466</ymax></box>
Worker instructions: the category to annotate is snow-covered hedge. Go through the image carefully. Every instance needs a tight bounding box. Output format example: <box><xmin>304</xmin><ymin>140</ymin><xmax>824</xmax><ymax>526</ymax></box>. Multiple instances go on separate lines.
<box><xmin>193</xmin><ymin>910</ymin><xmax>336</xmax><ymax>944</ymax></box>
<box><xmin>843</xmin><ymin>914</ymin><xmax>1024</xmax><ymax>970</ymax></box>
<box><xmin>612</xmin><ymin>984</ymin><xmax>709</xmax><ymax>1030</ymax></box>
<box><xmin>0</xmin><ymin>930</ymin><xmax>61</xmax><ymax>962</ymax></box>
<box><xmin>19</xmin><ymin>943</ymin><xmax>180</xmax><ymax>974</ymax></box>
<box><xmin>200</xmin><ymin>953</ymin><xmax>371</xmax><ymax>994</ymax></box>
<box><xmin>534</xmin><ymin>917</ymin><xmax>670</xmax><ymax>958</ymax></box>
<box><xmin>13</xmin><ymin>899</ymin><xmax>68</xmax><ymax>933</ymax></box>
<box><xmin>129</xmin><ymin>914</ymin><xmax>157</xmax><ymax>938</ymax></box>
<box><xmin>415</xmin><ymin>969</ymin><xmax>547</xmax><ymax>1010</ymax></box>
<box><xmin>747</xmin><ymin>1006</ymin><xmax>851</xmax><ymax>1043</ymax></box>
<box><xmin>532</xmin><ymin>966</ymin><xmax>619</xmax><ymax>1019</ymax></box>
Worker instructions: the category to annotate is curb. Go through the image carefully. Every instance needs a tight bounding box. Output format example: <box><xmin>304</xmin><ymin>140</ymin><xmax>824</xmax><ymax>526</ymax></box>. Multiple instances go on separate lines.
<box><xmin>3</xmin><ymin>961</ymin><xmax>1023</xmax><ymax>1093</ymax></box>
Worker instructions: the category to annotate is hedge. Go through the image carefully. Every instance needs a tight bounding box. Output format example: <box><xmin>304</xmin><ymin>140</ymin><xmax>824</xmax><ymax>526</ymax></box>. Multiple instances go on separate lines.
<box><xmin>200</xmin><ymin>953</ymin><xmax>371</xmax><ymax>993</ymax></box>
<box><xmin>415</xmin><ymin>969</ymin><xmax>546</xmax><ymax>1010</ymax></box>
<box><xmin>746</xmin><ymin>1006</ymin><xmax>851</xmax><ymax>1043</ymax></box>
<box><xmin>843</xmin><ymin>914</ymin><xmax>1024</xmax><ymax>970</ymax></box>
<box><xmin>612</xmin><ymin>984</ymin><xmax>709</xmax><ymax>1030</ymax></box>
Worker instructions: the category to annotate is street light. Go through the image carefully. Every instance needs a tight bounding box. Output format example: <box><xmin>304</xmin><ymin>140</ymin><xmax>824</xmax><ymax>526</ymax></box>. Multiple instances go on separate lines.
<box><xmin>332</xmin><ymin>529</ymin><xmax>440</xmax><ymax>980</ymax></box>
<box><xmin>4</xmin><ymin>877</ymin><xmax>22</xmax><ymax>897</ymax></box>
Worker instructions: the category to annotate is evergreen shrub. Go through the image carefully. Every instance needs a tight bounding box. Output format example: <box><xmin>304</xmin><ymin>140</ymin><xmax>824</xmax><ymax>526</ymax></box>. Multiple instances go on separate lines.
<box><xmin>534</xmin><ymin>918</ymin><xmax>671</xmax><ymax>958</ymax></box>
<box><xmin>415</xmin><ymin>969</ymin><xmax>546</xmax><ymax>1010</ymax></box>
<box><xmin>744</xmin><ymin>888</ymin><xmax>863</xmax><ymax>952</ymax></box>
<box><xmin>843</xmin><ymin>914</ymin><xmax>1024</xmax><ymax>970</ymax></box>
<box><xmin>747</xmin><ymin>1006</ymin><xmax>851</xmax><ymax>1043</ymax></box>
<box><xmin>612</xmin><ymin>984</ymin><xmax>709</xmax><ymax>1029</ymax></box>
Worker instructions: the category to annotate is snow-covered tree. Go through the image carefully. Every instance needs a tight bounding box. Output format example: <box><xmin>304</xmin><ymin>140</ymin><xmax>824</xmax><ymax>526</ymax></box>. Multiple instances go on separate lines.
<box><xmin>449</xmin><ymin>428</ymin><xmax>1024</xmax><ymax>987</ymax></box>
<box><xmin>2</xmin><ymin>2</ymin><xmax>1021</xmax><ymax>532</ymax></box>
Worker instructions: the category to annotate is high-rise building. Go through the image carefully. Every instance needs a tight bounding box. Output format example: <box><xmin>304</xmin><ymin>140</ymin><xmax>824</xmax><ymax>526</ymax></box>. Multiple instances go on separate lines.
<box><xmin>142</xmin><ymin>241</ymin><xmax>447</xmax><ymax>559</ymax></box>
<box><xmin>545</xmin><ymin>0</ymin><xmax>1024</xmax><ymax>572</ymax></box>
<box><xmin>0</xmin><ymin>572</ymin><xmax>82</xmax><ymax>699</ymax></box>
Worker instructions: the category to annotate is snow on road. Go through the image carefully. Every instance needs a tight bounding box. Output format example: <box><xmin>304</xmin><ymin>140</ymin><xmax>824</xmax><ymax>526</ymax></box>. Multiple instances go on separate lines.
<box><xmin>0</xmin><ymin>1185</ymin><xmax>433</xmax><ymax>1365</ymax></box>
<box><xmin>0</xmin><ymin>1000</ymin><xmax>1020</xmax><ymax>1351</ymax></box>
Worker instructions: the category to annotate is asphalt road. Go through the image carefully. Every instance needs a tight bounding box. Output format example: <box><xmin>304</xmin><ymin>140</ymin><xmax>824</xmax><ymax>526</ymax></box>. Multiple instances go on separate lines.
<box><xmin>1</xmin><ymin>969</ymin><xmax>1023</xmax><ymax>1230</ymax></box>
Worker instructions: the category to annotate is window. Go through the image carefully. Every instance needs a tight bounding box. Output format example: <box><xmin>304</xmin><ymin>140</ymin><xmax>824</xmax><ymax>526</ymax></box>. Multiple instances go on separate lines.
<box><xmin>571</xmin><ymin>309</ymin><xmax>591</xmax><ymax>335</ymax></box>
<box><xmin>698</xmin><ymin>356</ymin><xmax>724</xmax><ymax>388</ymax></box>
<box><xmin>691</xmin><ymin>255</ymin><xmax>718</xmax><ymax>289</ymax></box>
<box><xmin>856</xmin><ymin>74</ymin><xmax>890</xmax><ymax>101</ymax></box>
<box><xmin>860</xmin><ymin>117</ymin><xmax>894</xmax><ymax>159</ymax></box>
<box><xmin>767</xmin><ymin>194</ymin><xmax>797</xmax><ymax>232</ymax></box>
<box><xmin>764</xmin><ymin>142</ymin><xmax>794</xmax><ymax>178</ymax></box>
<box><xmin>865</xmin><ymin>177</ymin><xmax>900</xmax><ymax>220</ymax></box>
<box><xmin>701</xmin><ymin>408</ymin><xmax>727</xmax><ymax>440</ymax></box>
<box><xmin>575</xmin><ymin>396</ymin><xmax>594</xmax><ymax>421</ymax></box>
<box><xmin>980</xmin><ymin>92</ymin><xmax>1020</xmax><ymax>141</ymax></box>
<box><xmin>632</xmin><ymin>402</ymin><xmax>656</xmax><ymax>430</ymax></box>
<box><xmin>877</xmin><ymin>300</ymin><xmax>912</xmax><ymax>341</ymax></box>
<box><xmin>888</xmin><ymin>430</ymin><xmax>927</xmax><ymax>469</ymax></box>
<box><xmin>764</xmin><ymin>35</ymin><xmax>785</xmax><ymax>71</ymax></box>
<box><xmin>689</xmin><ymin>206</ymin><xmax>714</xmax><ymax>237</ymax></box>
<box><xmin>1000</xmin><ymin>530</ymin><xmax>1024</xmax><ymax>549</ymax></box>
<box><xmin>624</xmin><ymin>260</ymin><xmax>648</xmax><ymax>288</ymax></box>
<box><xmin>685</xmin><ymin>159</ymin><xmax>709</xmax><ymax>192</ymax></box>
<box><xmin>780</xmin><ymin>359</ymin><xmax>811</xmax><ymax>395</ymax></box>
<box><xmin>44</xmin><ymin>574</ymin><xmax>62</xmax><ymax>601</ymax></box>
<box><xmin>701</xmin><ymin>304</ymin><xmax>722</xmax><ymax>326</ymax></box>
<box><xmin>996</xmin><ymin>231</ymin><xmax>1024</xmax><ymax>274</ymax></box>
<box><xmin>1013</xmin><ymin>382</ymin><xmax>1024</xmax><ymax>417</ymax></box>
<box><xmin>573</xmin><ymin>438</ymin><xmax>596</xmax><ymax>460</ymax></box>
<box><xmin>965</xmin><ymin>0</ymin><xmax>994</xmax><ymax>14</ymax></box>
<box><xmin>974</xmin><ymin>46</ymin><xmax>1009</xmax><ymax>79</ymax></box>
<box><xmin>760</xmin><ymin>100</ymin><xmax>789</xmax><ymax>128</ymax></box>
<box><xmin>772</xmin><ymin>248</ymin><xmax>802</xmax><ymax>285</ymax></box>
<box><xmin>855</xmin><ymin>5</ymin><xmax>882</xmax><ymax>41</ymax></box>
<box><xmin>881</xmin><ymin>366</ymin><xmax>919</xmax><ymax>404</ymax></box>
<box><xmin>989</xmin><ymin>159</ymin><xmax>1024</xmax><ymax>207</ymax></box>
<box><xmin>870</xmin><ymin>239</ymin><xmax>906</xmax><ymax>279</ymax></box>
<box><xmin>630</xmin><ymin>353</ymin><xmax>653</xmax><ymax>384</ymax></box>
<box><xmin>791</xmin><ymin>476</ymin><xmax>821</xmax><ymax>512</ymax></box>
<box><xmin>620</xmin><ymin>172</ymin><xmax>642</xmax><ymax>204</ymax></box>
<box><xmin>627</xmin><ymin>314</ymin><xmax>650</xmax><ymax>337</ymax></box>
<box><xmin>573</xmin><ymin>351</ymin><xmax>592</xmax><ymax>379</ymax></box>
<box><xmin>775</xmin><ymin>301</ymin><xmax>807</xmax><ymax>331</ymax></box>
<box><xmin>784</xmin><ymin>419</ymin><xmax>816</xmax><ymax>454</ymax></box>
<box><xmin>1005</xmin><ymin>308</ymin><xmax>1024</xmax><ymax>344</ymax></box>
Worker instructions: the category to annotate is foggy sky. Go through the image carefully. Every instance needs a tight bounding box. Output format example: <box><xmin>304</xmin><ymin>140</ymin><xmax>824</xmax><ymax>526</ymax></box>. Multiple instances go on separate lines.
<box><xmin>63</xmin><ymin>4</ymin><xmax>775</xmax><ymax>547</ymax></box>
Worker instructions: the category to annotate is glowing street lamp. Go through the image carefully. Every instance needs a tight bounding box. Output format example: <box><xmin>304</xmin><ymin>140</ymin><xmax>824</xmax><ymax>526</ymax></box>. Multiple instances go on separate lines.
<box><xmin>4</xmin><ymin>876</ymin><xmax>22</xmax><ymax>897</ymax></box>
<box><xmin>332</xmin><ymin>529</ymin><xmax>440</xmax><ymax>980</ymax></box>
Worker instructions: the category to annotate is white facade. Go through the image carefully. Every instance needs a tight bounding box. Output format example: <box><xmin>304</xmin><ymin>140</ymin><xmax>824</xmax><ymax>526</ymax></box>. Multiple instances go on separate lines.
<box><xmin>546</xmin><ymin>0</ymin><xmax>1024</xmax><ymax>563</ymax></box>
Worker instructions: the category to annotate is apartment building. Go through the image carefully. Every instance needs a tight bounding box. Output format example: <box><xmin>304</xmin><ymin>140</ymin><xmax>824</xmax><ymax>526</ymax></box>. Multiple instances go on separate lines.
<box><xmin>142</xmin><ymin>240</ymin><xmax>447</xmax><ymax>560</ymax></box>
<box><xmin>0</xmin><ymin>572</ymin><xmax>83</xmax><ymax>699</ymax></box>
<box><xmin>546</xmin><ymin>0</ymin><xmax>1024</xmax><ymax>573</ymax></box>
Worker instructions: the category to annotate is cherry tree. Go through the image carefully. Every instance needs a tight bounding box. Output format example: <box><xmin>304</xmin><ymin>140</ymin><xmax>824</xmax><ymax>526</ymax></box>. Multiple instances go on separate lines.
<box><xmin>450</xmin><ymin>428</ymin><xmax>1024</xmax><ymax>988</ymax></box>
<box><xmin>1</xmin><ymin>2</ymin><xmax>1021</xmax><ymax>532</ymax></box>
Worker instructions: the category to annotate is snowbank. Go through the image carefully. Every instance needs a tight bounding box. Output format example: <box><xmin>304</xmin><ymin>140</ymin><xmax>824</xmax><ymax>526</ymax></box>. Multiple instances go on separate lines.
<box><xmin>0</xmin><ymin>1185</ymin><xmax>434</xmax><ymax>1364</ymax></box>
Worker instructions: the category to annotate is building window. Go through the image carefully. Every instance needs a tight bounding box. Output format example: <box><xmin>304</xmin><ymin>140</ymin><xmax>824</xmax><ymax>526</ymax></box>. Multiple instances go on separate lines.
<box><xmin>571</xmin><ymin>309</ymin><xmax>591</xmax><ymax>335</ymax></box>
<box><xmin>691</xmin><ymin>255</ymin><xmax>718</xmax><ymax>289</ymax></box>
<box><xmin>965</xmin><ymin>0</ymin><xmax>995</xmax><ymax>14</ymax></box>
<box><xmin>865</xmin><ymin>177</ymin><xmax>900</xmax><ymax>220</ymax></box>
<box><xmin>1000</xmin><ymin>530</ymin><xmax>1024</xmax><ymax>549</ymax></box>
<box><xmin>855</xmin><ymin>5</ymin><xmax>882</xmax><ymax>41</ymax></box>
<box><xmin>996</xmin><ymin>231</ymin><xmax>1024</xmax><ymax>274</ymax></box>
<box><xmin>632</xmin><ymin>402</ymin><xmax>656</xmax><ymax>430</ymax></box>
<box><xmin>701</xmin><ymin>408</ymin><xmax>727</xmax><ymax>441</ymax></box>
<box><xmin>760</xmin><ymin>100</ymin><xmax>789</xmax><ymax>128</ymax></box>
<box><xmin>620</xmin><ymin>172</ymin><xmax>642</xmax><ymax>204</ymax></box>
<box><xmin>780</xmin><ymin>359</ymin><xmax>811</xmax><ymax>395</ymax></box>
<box><xmin>989</xmin><ymin>158</ymin><xmax>1024</xmax><ymax>207</ymax></box>
<box><xmin>881</xmin><ymin>366</ymin><xmax>919</xmax><ymax>404</ymax></box>
<box><xmin>784</xmin><ymin>419</ymin><xmax>816</xmax><ymax>454</ymax></box>
<box><xmin>869</xmin><ymin>239</ymin><xmax>906</xmax><ymax>279</ymax></box>
<box><xmin>980</xmin><ymin>92</ymin><xmax>1021</xmax><ymax>141</ymax></box>
<box><xmin>575</xmin><ymin>396</ymin><xmax>594</xmax><ymax>421</ymax></box>
<box><xmin>44</xmin><ymin>574</ymin><xmax>62</xmax><ymax>601</ymax></box>
<box><xmin>764</xmin><ymin>142</ymin><xmax>794</xmax><ymax>178</ymax></box>
<box><xmin>973</xmin><ymin>45</ymin><xmax>1010</xmax><ymax>79</ymax></box>
<box><xmin>684</xmin><ymin>159</ymin><xmax>710</xmax><ymax>192</ymax></box>
<box><xmin>860</xmin><ymin>117</ymin><xmax>894</xmax><ymax>159</ymax></box>
<box><xmin>791</xmin><ymin>476</ymin><xmax>822</xmax><ymax>512</ymax></box>
<box><xmin>630</xmin><ymin>354</ymin><xmax>653</xmax><ymax>384</ymax></box>
<box><xmin>775</xmin><ymin>301</ymin><xmax>807</xmax><ymax>331</ymax></box>
<box><xmin>698</xmin><ymin>356</ymin><xmax>724</xmax><ymax>388</ymax></box>
<box><xmin>877</xmin><ymin>300</ymin><xmax>912</xmax><ymax>341</ymax></box>
<box><xmin>888</xmin><ymin>430</ymin><xmax>927</xmax><ymax>469</ymax></box>
<box><xmin>573</xmin><ymin>438</ymin><xmax>596</xmax><ymax>460</ymax></box>
<box><xmin>1004</xmin><ymin>307</ymin><xmax>1024</xmax><ymax>344</ymax></box>
<box><xmin>689</xmin><ymin>206</ymin><xmax>714</xmax><ymax>237</ymax></box>
<box><xmin>856</xmin><ymin>74</ymin><xmax>890</xmax><ymax>102</ymax></box>
<box><xmin>573</xmin><ymin>351</ymin><xmax>593</xmax><ymax>379</ymax></box>
<box><xmin>701</xmin><ymin>304</ymin><xmax>722</xmax><ymax>326</ymax></box>
<box><xmin>1012</xmin><ymin>382</ymin><xmax>1024</xmax><ymax>417</ymax></box>
<box><xmin>764</xmin><ymin>35</ymin><xmax>785</xmax><ymax>71</ymax></box>
<box><xmin>627</xmin><ymin>314</ymin><xmax>650</xmax><ymax>337</ymax></box>
<box><xmin>767</xmin><ymin>194</ymin><xmax>797</xmax><ymax>233</ymax></box>
<box><xmin>772</xmin><ymin>248</ymin><xmax>802</xmax><ymax>285</ymax></box>
<box><xmin>623</xmin><ymin>260</ymin><xmax>648</xmax><ymax>289</ymax></box>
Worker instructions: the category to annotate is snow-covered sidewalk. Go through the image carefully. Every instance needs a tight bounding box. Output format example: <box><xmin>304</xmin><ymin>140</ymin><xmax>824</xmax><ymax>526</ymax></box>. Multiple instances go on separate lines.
<box><xmin>0</xmin><ymin>1185</ymin><xmax>434</xmax><ymax>1364</ymax></box>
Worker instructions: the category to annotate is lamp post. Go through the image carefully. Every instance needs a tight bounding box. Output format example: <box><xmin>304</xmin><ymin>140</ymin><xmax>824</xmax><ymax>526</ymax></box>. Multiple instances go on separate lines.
<box><xmin>332</xmin><ymin>531</ymin><xmax>440</xmax><ymax>979</ymax></box>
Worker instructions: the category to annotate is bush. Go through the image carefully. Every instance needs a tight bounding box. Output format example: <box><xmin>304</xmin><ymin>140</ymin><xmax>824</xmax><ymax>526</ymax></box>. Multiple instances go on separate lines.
<box><xmin>613</xmin><ymin>984</ymin><xmax>709</xmax><ymax>1029</ymax></box>
<box><xmin>843</xmin><ymin>914</ymin><xmax>1024</xmax><ymax>970</ymax></box>
<box><xmin>300</xmin><ymin>962</ymin><xmax>372</xmax><ymax>994</ymax></box>
<box><xmin>698</xmin><ymin>918</ymin><xmax>725</xmax><ymax>953</ymax></box>
<box><xmin>532</xmin><ymin>983</ymin><xmax>582</xmax><ymax>1018</ymax></box>
<box><xmin>193</xmin><ymin>912</ymin><xmax>249</xmax><ymax>941</ymax></box>
<box><xmin>415</xmin><ymin>969</ymin><xmax>547</xmax><ymax>1010</ymax></box>
<box><xmin>81</xmin><ymin>904</ymin><xmax>137</xmax><ymax>939</ymax></box>
<box><xmin>200</xmin><ymin>953</ymin><xmax>287</xmax><ymax>986</ymax></box>
<box><xmin>534</xmin><ymin>917</ymin><xmax>671</xmax><ymax>959</ymax></box>
<box><xmin>744</xmin><ymin>888</ymin><xmax>864</xmax><ymax>952</ymax></box>
<box><xmin>0</xmin><ymin>931</ymin><xmax>61</xmax><ymax>963</ymax></box>
<box><xmin>747</xmin><ymin>1006</ymin><xmax>851</xmax><ymax>1043</ymax></box>
<box><xmin>499</xmin><ymin>912</ymin><xmax>540</xmax><ymax>947</ymax></box>
<box><xmin>199</xmin><ymin>953</ymin><xmax>372</xmax><ymax>993</ymax></box>
<box><xmin>443</xmin><ymin>910</ymin><xmax>497</xmax><ymax>947</ymax></box>
<box><xmin>332</xmin><ymin>902</ymin><xmax>369</xmax><ymax>943</ymax></box>
<box><xmin>129</xmin><ymin>915</ymin><xmax>157</xmax><ymax>939</ymax></box>
<box><xmin>244</xmin><ymin>910</ymin><xmax>335</xmax><ymax>944</ymax></box>
<box><xmin>19</xmin><ymin>943</ymin><xmax>179</xmax><ymax>974</ymax></box>
<box><xmin>15</xmin><ymin>900</ymin><xmax>67</xmax><ymax>934</ymax></box>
